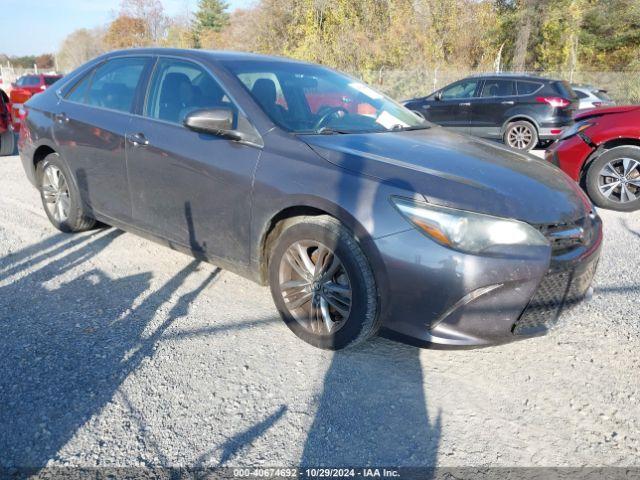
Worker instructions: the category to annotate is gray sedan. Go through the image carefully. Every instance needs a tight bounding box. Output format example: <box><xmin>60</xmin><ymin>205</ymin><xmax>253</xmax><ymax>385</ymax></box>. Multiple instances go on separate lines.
<box><xmin>18</xmin><ymin>49</ymin><xmax>601</xmax><ymax>349</ymax></box>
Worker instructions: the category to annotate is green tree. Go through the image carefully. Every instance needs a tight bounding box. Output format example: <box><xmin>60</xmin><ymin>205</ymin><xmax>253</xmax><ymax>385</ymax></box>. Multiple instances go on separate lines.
<box><xmin>193</xmin><ymin>0</ymin><xmax>230</xmax><ymax>47</ymax></box>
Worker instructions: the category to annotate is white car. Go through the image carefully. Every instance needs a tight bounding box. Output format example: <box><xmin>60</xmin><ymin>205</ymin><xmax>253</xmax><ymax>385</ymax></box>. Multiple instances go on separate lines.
<box><xmin>572</xmin><ymin>84</ymin><xmax>616</xmax><ymax>110</ymax></box>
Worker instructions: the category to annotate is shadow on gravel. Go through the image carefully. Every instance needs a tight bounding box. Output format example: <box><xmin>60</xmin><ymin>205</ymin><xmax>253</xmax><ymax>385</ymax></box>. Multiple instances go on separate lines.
<box><xmin>300</xmin><ymin>338</ymin><xmax>441</xmax><ymax>468</ymax></box>
<box><xmin>0</xmin><ymin>228</ymin><xmax>220</xmax><ymax>468</ymax></box>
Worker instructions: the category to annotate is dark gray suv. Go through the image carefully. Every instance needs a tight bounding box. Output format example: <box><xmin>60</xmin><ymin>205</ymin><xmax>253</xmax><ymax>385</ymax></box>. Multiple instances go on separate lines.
<box><xmin>18</xmin><ymin>49</ymin><xmax>601</xmax><ymax>350</ymax></box>
<box><xmin>404</xmin><ymin>74</ymin><xmax>579</xmax><ymax>151</ymax></box>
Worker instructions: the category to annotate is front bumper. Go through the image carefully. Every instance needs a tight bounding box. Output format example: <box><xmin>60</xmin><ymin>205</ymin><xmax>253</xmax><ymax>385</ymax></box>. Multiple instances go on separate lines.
<box><xmin>375</xmin><ymin>214</ymin><xmax>602</xmax><ymax>349</ymax></box>
<box><xmin>545</xmin><ymin>135</ymin><xmax>594</xmax><ymax>181</ymax></box>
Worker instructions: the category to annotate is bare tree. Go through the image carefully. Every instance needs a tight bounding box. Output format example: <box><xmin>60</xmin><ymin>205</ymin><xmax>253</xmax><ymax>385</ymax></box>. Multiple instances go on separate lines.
<box><xmin>119</xmin><ymin>0</ymin><xmax>168</xmax><ymax>45</ymax></box>
<box><xmin>56</xmin><ymin>28</ymin><xmax>106</xmax><ymax>73</ymax></box>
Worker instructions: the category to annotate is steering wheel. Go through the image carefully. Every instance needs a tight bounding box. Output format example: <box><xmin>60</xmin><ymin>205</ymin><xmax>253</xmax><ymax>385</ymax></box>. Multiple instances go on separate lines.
<box><xmin>312</xmin><ymin>106</ymin><xmax>349</xmax><ymax>130</ymax></box>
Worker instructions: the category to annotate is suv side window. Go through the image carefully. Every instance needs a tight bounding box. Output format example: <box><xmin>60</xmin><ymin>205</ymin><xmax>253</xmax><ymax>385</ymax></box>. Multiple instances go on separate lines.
<box><xmin>575</xmin><ymin>90</ymin><xmax>588</xmax><ymax>99</ymax></box>
<box><xmin>441</xmin><ymin>80</ymin><xmax>479</xmax><ymax>100</ymax></box>
<box><xmin>145</xmin><ymin>58</ymin><xmax>234</xmax><ymax>124</ymax></box>
<box><xmin>83</xmin><ymin>57</ymin><xmax>147</xmax><ymax>113</ymax></box>
<box><xmin>480</xmin><ymin>79</ymin><xmax>515</xmax><ymax>97</ymax></box>
<box><xmin>516</xmin><ymin>81</ymin><xmax>542</xmax><ymax>96</ymax></box>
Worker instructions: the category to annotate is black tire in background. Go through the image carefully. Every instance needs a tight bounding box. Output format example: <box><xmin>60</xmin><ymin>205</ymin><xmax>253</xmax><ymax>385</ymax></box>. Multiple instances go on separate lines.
<box><xmin>0</xmin><ymin>130</ymin><xmax>15</xmax><ymax>156</ymax></box>
<box><xmin>36</xmin><ymin>152</ymin><xmax>96</xmax><ymax>232</ymax></box>
<box><xmin>268</xmin><ymin>215</ymin><xmax>379</xmax><ymax>350</ymax></box>
<box><xmin>503</xmin><ymin>120</ymin><xmax>538</xmax><ymax>151</ymax></box>
<box><xmin>585</xmin><ymin>146</ymin><xmax>640</xmax><ymax>212</ymax></box>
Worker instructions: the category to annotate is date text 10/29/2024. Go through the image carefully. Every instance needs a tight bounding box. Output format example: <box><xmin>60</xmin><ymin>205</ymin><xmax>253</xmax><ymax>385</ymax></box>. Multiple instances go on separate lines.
<box><xmin>233</xmin><ymin>468</ymin><xmax>401</xmax><ymax>478</ymax></box>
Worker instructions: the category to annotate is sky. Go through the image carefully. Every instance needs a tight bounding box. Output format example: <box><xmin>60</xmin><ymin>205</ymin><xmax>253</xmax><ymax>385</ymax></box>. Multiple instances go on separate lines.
<box><xmin>0</xmin><ymin>0</ymin><xmax>254</xmax><ymax>56</ymax></box>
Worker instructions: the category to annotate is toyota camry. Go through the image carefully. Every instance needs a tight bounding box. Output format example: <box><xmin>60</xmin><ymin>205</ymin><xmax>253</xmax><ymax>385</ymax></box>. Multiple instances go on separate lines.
<box><xmin>18</xmin><ymin>49</ymin><xmax>602</xmax><ymax>349</ymax></box>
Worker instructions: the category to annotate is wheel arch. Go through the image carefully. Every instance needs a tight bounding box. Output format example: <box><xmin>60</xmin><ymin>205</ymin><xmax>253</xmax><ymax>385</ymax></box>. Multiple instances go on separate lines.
<box><xmin>33</xmin><ymin>144</ymin><xmax>57</xmax><ymax>167</ymax></box>
<box><xmin>579</xmin><ymin>140</ymin><xmax>640</xmax><ymax>188</ymax></box>
<box><xmin>501</xmin><ymin>115</ymin><xmax>540</xmax><ymax>136</ymax></box>
<box><xmin>255</xmin><ymin>197</ymin><xmax>389</xmax><ymax>301</ymax></box>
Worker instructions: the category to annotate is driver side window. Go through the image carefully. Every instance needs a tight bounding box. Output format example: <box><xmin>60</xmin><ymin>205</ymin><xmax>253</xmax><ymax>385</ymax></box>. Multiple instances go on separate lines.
<box><xmin>441</xmin><ymin>80</ymin><xmax>479</xmax><ymax>100</ymax></box>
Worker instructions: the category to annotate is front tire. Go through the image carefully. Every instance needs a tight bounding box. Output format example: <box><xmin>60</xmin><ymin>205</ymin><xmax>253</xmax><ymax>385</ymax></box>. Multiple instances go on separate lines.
<box><xmin>37</xmin><ymin>153</ymin><xmax>96</xmax><ymax>232</ymax></box>
<box><xmin>504</xmin><ymin>120</ymin><xmax>538</xmax><ymax>151</ymax></box>
<box><xmin>268</xmin><ymin>215</ymin><xmax>379</xmax><ymax>350</ymax></box>
<box><xmin>586</xmin><ymin>146</ymin><xmax>640</xmax><ymax>211</ymax></box>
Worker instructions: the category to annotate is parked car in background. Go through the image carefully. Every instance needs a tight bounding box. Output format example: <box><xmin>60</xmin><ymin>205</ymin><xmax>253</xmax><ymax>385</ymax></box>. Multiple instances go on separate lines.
<box><xmin>10</xmin><ymin>74</ymin><xmax>62</xmax><ymax>131</ymax></box>
<box><xmin>572</xmin><ymin>84</ymin><xmax>616</xmax><ymax>110</ymax></box>
<box><xmin>0</xmin><ymin>88</ymin><xmax>15</xmax><ymax>155</ymax></box>
<box><xmin>404</xmin><ymin>74</ymin><xmax>579</xmax><ymax>151</ymax></box>
<box><xmin>546</xmin><ymin>105</ymin><xmax>640</xmax><ymax>211</ymax></box>
<box><xmin>19</xmin><ymin>49</ymin><xmax>601</xmax><ymax>350</ymax></box>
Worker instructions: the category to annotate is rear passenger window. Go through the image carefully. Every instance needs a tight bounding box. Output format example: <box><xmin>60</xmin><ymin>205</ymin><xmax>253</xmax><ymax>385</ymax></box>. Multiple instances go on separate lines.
<box><xmin>85</xmin><ymin>58</ymin><xmax>147</xmax><ymax>113</ymax></box>
<box><xmin>575</xmin><ymin>90</ymin><xmax>588</xmax><ymax>99</ymax></box>
<box><xmin>516</xmin><ymin>81</ymin><xmax>542</xmax><ymax>96</ymax></box>
<box><xmin>480</xmin><ymin>80</ymin><xmax>515</xmax><ymax>97</ymax></box>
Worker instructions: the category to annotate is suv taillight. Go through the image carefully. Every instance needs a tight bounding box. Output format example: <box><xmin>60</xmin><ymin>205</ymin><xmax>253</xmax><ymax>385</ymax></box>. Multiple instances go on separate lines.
<box><xmin>536</xmin><ymin>96</ymin><xmax>571</xmax><ymax>108</ymax></box>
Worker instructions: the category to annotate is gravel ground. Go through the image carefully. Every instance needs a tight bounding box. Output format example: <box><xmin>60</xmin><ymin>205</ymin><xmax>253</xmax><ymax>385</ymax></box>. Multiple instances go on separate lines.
<box><xmin>1</xmin><ymin>153</ymin><xmax>639</xmax><ymax>469</ymax></box>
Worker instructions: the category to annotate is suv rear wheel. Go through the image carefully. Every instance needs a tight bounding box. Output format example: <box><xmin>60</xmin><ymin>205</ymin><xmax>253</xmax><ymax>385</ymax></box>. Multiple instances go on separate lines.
<box><xmin>504</xmin><ymin>120</ymin><xmax>538</xmax><ymax>151</ymax></box>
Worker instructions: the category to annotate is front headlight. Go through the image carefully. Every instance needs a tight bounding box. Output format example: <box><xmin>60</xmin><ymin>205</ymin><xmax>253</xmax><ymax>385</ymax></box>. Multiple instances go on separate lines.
<box><xmin>391</xmin><ymin>197</ymin><xmax>548</xmax><ymax>254</ymax></box>
<box><xmin>560</xmin><ymin>120</ymin><xmax>596</xmax><ymax>140</ymax></box>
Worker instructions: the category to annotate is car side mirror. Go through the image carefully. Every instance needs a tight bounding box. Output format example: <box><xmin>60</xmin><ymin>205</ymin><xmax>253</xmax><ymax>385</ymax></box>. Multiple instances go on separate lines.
<box><xmin>183</xmin><ymin>108</ymin><xmax>243</xmax><ymax>141</ymax></box>
<box><xmin>434</xmin><ymin>91</ymin><xmax>443</xmax><ymax>101</ymax></box>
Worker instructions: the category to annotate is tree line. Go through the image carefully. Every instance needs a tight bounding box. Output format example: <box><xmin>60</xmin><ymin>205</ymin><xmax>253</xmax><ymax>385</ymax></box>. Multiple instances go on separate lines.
<box><xmin>50</xmin><ymin>0</ymin><xmax>640</xmax><ymax>75</ymax></box>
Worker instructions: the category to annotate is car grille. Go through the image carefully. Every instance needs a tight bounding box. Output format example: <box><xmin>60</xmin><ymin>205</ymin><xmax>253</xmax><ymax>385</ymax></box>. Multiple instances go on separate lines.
<box><xmin>537</xmin><ymin>214</ymin><xmax>596</xmax><ymax>256</ymax></box>
<box><xmin>512</xmin><ymin>259</ymin><xmax>598</xmax><ymax>336</ymax></box>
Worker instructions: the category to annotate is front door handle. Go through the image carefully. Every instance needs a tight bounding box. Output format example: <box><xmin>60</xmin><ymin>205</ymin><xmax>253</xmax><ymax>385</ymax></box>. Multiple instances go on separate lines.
<box><xmin>459</xmin><ymin>102</ymin><xmax>471</xmax><ymax>107</ymax></box>
<box><xmin>501</xmin><ymin>101</ymin><xmax>515</xmax><ymax>105</ymax></box>
<box><xmin>54</xmin><ymin>112</ymin><xmax>69</xmax><ymax>123</ymax></box>
<box><xmin>126</xmin><ymin>132</ymin><xmax>149</xmax><ymax>147</ymax></box>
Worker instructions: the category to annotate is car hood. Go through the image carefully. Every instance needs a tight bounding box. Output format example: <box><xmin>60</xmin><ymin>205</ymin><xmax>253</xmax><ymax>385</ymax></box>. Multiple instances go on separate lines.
<box><xmin>300</xmin><ymin>127</ymin><xmax>591</xmax><ymax>225</ymax></box>
<box><xmin>575</xmin><ymin>105</ymin><xmax>640</xmax><ymax>121</ymax></box>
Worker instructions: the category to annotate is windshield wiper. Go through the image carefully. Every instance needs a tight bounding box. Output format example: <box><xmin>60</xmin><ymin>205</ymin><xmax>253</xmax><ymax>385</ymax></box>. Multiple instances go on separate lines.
<box><xmin>390</xmin><ymin>124</ymin><xmax>431</xmax><ymax>132</ymax></box>
<box><xmin>316</xmin><ymin>127</ymin><xmax>353</xmax><ymax>135</ymax></box>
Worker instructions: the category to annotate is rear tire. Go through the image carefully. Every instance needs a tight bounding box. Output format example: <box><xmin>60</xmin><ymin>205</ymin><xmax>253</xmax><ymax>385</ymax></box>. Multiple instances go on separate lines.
<box><xmin>503</xmin><ymin>120</ymin><xmax>538</xmax><ymax>151</ymax></box>
<box><xmin>36</xmin><ymin>152</ymin><xmax>96</xmax><ymax>232</ymax></box>
<box><xmin>585</xmin><ymin>146</ymin><xmax>640</xmax><ymax>212</ymax></box>
<box><xmin>268</xmin><ymin>215</ymin><xmax>379</xmax><ymax>350</ymax></box>
<box><xmin>0</xmin><ymin>129</ymin><xmax>15</xmax><ymax>156</ymax></box>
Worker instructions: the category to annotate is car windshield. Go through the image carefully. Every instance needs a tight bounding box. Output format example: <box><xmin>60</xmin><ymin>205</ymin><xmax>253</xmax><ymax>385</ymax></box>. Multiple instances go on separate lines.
<box><xmin>595</xmin><ymin>90</ymin><xmax>612</xmax><ymax>101</ymax></box>
<box><xmin>222</xmin><ymin>60</ymin><xmax>427</xmax><ymax>134</ymax></box>
<box><xmin>17</xmin><ymin>75</ymin><xmax>41</xmax><ymax>87</ymax></box>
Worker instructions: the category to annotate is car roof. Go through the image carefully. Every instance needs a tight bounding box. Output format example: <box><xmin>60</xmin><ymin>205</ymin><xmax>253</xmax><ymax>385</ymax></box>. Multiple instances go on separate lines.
<box><xmin>571</xmin><ymin>84</ymin><xmax>600</xmax><ymax>92</ymax></box>
<box><xmin>466</xmin><ymin>73</ymin><xmax>558</xmax><ymax>82</ymax></box>
<box><xmin>100</xmin><ymin>48</ymin><xmax>314</xmax><ymax>65</ymax></box>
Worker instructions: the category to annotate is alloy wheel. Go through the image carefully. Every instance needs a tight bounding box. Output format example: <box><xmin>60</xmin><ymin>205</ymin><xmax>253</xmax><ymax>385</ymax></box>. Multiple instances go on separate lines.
<box><xmin>598</xmin><ymin>157</ymin><xmax>640</xmax><ymax>204</ymax></box>
<box><xmin>278</xmin><ymin>240</ymin><xmax>352</xmax><ymax>335</ymax></box>
<box><xmin>507</xmin><ymin>125</ymin><xmax>534</xmax><ymax>150</ymax></box>
<box><xmin>41</xmin><ymin>165</ymin><xmax>71</xmax><ymax>222</ymax></box>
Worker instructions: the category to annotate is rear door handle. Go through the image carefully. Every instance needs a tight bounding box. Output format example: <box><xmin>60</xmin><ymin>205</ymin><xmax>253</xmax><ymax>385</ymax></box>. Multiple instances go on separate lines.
<box><xmin>501</xmin><ymin>101</ymin><xmax>515</xmax><ymax>105</ymax></box>
<box><xmin>459</xmin><ymin>102</ymin><xmax>471</xmax><ymax>107</ymax></box>
<box><xmin>126</xmin><ymin>132</ymin><xmax>149</xmax><ymax>147</ymax></box>
<box><xmin>54</xmin><ymin>112</ymin><xmax>69</xmax><ymax>123</ymax></box>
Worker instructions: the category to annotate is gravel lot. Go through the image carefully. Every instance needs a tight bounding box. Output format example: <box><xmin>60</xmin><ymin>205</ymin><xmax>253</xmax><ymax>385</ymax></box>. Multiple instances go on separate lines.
<box><xmin>1</xmin><ymin>153</ymin><xmax>639</xmax><ymax>469</ymax></box>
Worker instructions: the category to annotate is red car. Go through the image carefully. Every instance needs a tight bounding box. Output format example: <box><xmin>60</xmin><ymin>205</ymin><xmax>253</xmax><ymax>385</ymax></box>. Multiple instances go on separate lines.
<box><xmin>0</xmin><ymin>88</ymin><xmax>15</xmax><ymax>155</ymax></box>
<box><xmin>545</xmin><ymin>105</ymin><xmax>640</xmax><ymax>211</ymax></box>
<box><xmin>9</xmin><ymin>74</ymin><xmax>62</xmax><ymax>131</ymax></box>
